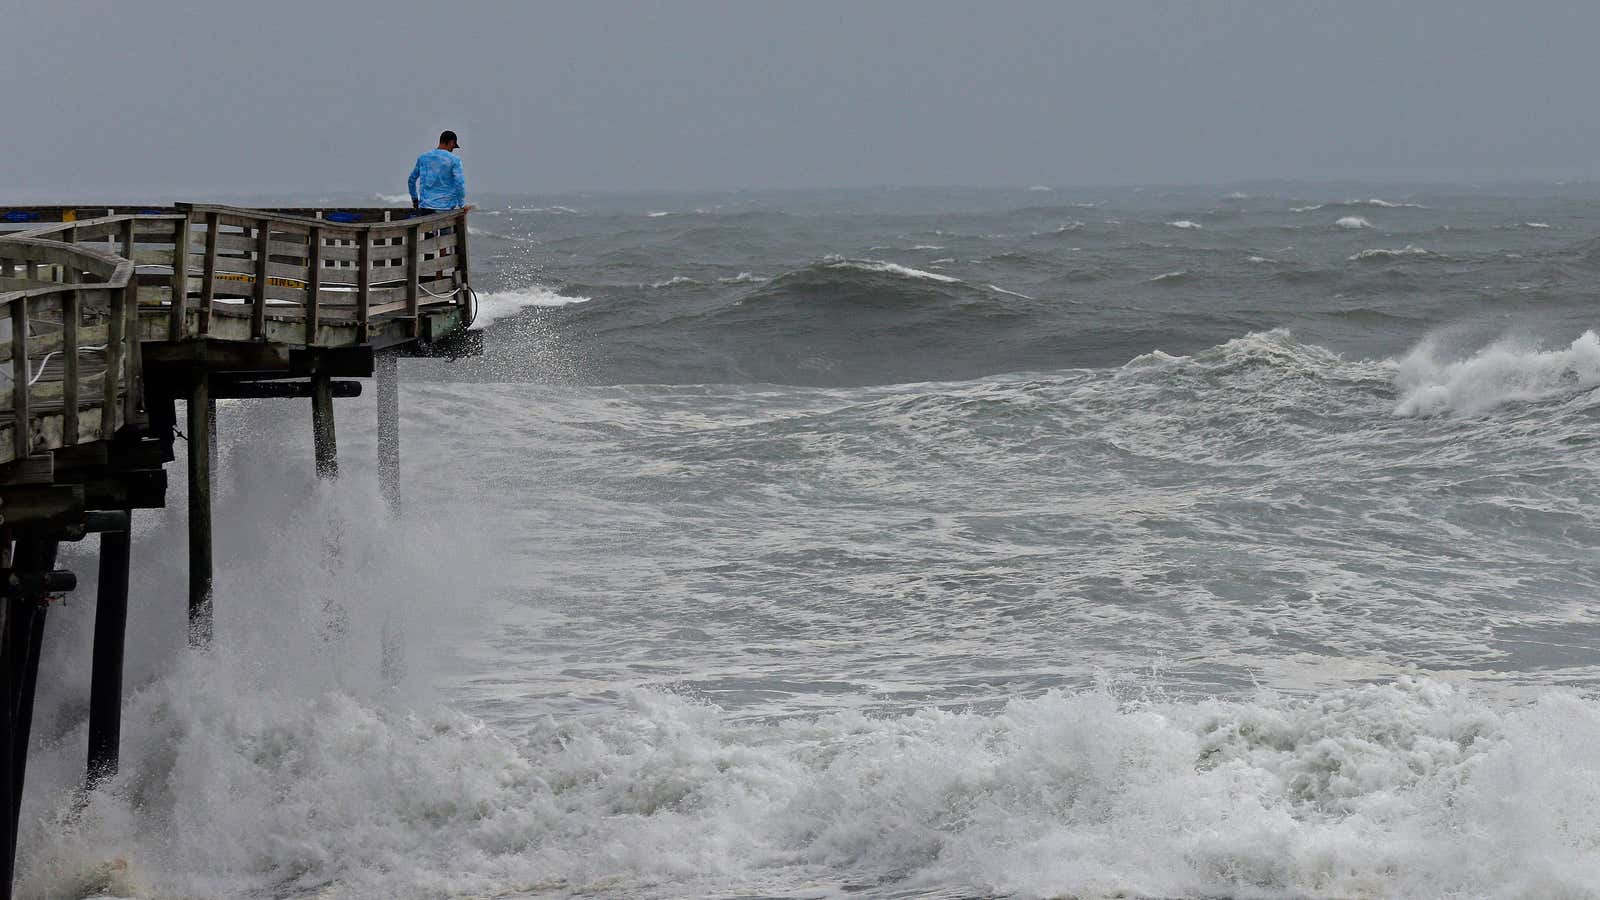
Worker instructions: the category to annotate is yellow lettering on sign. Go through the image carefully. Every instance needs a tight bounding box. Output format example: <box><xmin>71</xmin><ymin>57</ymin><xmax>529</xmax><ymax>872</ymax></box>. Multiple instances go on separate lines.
<box><xmin>213</xmin><ymin>272</ymin><xmax>307</xmax><ymax>289</ymax></box>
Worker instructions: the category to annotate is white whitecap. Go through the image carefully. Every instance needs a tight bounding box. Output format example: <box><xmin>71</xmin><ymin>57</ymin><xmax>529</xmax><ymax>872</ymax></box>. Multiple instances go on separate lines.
<box><xmin>823</xmin><ymin>256</ymin><xmax>960</xmax><ymax>283</ymax></box>
<box><xmin>1349</xmin><ymin>245</ymin><xmax>1430</xmax><ymax>261</ymax></box>
<box><xmin>986</xmin><ymin>284</ymin><xmax>1033</xmax><ymax>299</ymax></box>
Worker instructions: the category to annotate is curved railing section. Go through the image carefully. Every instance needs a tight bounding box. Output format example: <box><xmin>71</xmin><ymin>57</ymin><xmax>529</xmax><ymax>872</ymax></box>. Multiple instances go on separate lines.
<box><xmin>0</xmin><ymin>220</ymin><xmax>151</xmax><ymax>464</ymax></box>
<box><xmin>173</xmin><ymin>204</ymin><xmax>471</xmax><ymax>346</ymax></box>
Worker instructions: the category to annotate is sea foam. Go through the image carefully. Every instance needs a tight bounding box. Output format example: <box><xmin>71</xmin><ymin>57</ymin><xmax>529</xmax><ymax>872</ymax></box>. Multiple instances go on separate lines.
<box><xmin>24</xmin><ymin>670</ymin><xmax>1600</xmax><ymax>899</ymax></box>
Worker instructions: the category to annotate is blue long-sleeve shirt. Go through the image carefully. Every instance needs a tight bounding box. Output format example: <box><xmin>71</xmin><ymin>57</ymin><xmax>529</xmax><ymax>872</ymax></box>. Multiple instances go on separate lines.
<box><xmin>408</xmin><ymin>148</ymin><xmax>465</xmax><ymax>210</ymax></box>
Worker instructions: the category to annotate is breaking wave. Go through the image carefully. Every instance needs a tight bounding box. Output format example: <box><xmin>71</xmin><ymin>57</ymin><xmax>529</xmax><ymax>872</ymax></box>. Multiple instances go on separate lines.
<box><xmin>1394</xmin><ymin>330</ymin><xmax>1600</xmax><ymax>416</ymax></box>
<box><xmin>472</xmin><ymin>285</ymin><xmax>592</xmax><ymax>329</ymax></box>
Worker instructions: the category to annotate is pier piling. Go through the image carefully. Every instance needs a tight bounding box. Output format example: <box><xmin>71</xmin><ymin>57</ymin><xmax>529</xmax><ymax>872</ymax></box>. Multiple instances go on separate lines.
<box><xmin>187</xmin><ymin>375</ymin><xmax>213</xmax><ymax>647</ymax></box>
<box><xmin>87</xmin><ymin>515</ymin><xmax>132</xmax><ymax>788</ymax></box>
<box><xmin>3</xmin><ymin>539</ymin><xmax>59</xmax><ymax>896</ymax></box>
<box><xmin>311</xmin><ymin>375</ymin><xmax>339</xmax><ymax>479</ymax></box>
<box><xmin>376</xmin><ymin>352</ymin><xmax>400</xmax><ymax>513</ymax></box>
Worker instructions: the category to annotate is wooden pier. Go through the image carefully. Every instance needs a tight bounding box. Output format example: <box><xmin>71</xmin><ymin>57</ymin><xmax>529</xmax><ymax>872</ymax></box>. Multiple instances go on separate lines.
<box><xmin>0</xmin><ymin>203</ymin><xmax>475</xmax><ymax>897</ymax></box>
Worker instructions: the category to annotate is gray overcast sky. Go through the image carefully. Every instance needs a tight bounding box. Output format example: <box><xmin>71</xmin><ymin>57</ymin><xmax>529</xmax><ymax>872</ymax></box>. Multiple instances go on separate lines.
<box><xmin>7</xmin><ymin>1</ymin><xmax>1600</xmax><ymax>197</ymax></box>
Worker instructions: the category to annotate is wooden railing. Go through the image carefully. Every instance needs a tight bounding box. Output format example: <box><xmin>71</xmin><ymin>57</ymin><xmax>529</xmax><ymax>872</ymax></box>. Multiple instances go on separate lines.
<box><xmin>172</xmin><ymin>204</ymin><xmax>471</xmax><ymax>344</ymax></box>
<box><xmin>0</xmin><ymin>231</ymin><xmax>143</xmax><ymax>464</ymax></box>
<box><xmin>4</xmin><ymin>205</ymin><xmax>472</xmax><ymax>347</ymax></box>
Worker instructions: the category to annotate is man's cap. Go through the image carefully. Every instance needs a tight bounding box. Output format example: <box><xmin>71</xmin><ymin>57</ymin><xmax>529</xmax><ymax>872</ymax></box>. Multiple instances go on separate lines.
<box><xmin>440</xmin><ymin>130</ymin><xmax>460</xmax><ymax>147</ymax></box>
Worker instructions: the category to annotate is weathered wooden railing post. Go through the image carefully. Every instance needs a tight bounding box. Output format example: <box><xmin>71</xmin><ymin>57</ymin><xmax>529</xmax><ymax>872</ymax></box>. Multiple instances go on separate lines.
<box><xmin>61</xmin><ymin>228</ymin><xmax>80</xmax><ymax>445</ymax></box>
<box><xmin>305</xmin><ymin>225</ymin><xmax>322</xmax><ymax>346</ymax></box>
<box><xmin>169</xmin><ymin>211</ymin><xmax>189</xmax><ymax>340</ymax></box>
<box><xmin>356</xmin><ymin>228</ymin><xmax>371</xmax><ymax>344</ymax></box>
<box><xmin>199</xmin><ymin>211</ymin><xmax>218</xmax><ymax>338</ymax></box>
<box><xmin>404</xmin><ymin>223</ymin><xmax>420</xmax><ymax>331</ymax></box>
<box><xmin>455</xmin><ymin>210</ymin><xmax>471</xmax><ymax>300</ymax></box>
<box><xmin>101</xmin><ymin>282</ymin><xmax>124</xmax><ymax>445</ymax></box>
<box><xmin>86</xmin><ymin>513</ymin><xmax>132</xmax><ymax>787</ymax></box>
<box><xmin>250</xmin><ymin>218</ymin><xmax>269</xmax><ymax>341</ymax></box>
<box><xmin>11</xmin><ymin>299</ymin><xmax>29</xmax><ymax>461</ymax></box>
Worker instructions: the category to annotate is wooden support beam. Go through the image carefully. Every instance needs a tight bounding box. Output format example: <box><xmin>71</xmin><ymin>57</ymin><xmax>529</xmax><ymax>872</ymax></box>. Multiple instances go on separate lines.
<box><xmin>212</xmin><ymin>380</ymin><xmax>361</xmax><ymax>400</ymax></box>
<box><xmin>0</xmin><ymin>485</ymin><xmax>84</xmax><ymax>530</ymax></box>
<box><xmin>86</xmin><ymin>515</ymin><xmax>131</xmax><ymax>789</ymax></box>
<box><xmin>310</xmin><ymin>375</ymin><xmax>337</xmax><ymax>479</ymax></box>
<box><xmin>376</xmin><ymin>352</ymin><xmax>400</xmax><ymax>513</ymax></box>
<box><xmin>0</xmin><ymin>457</ymin><xmax>52</xmax><ymax>487</ymax></box>
<box><xmin>186</xmin><ymin>373</ymin><xmax>212</xmax><ymax>647</ymax></box>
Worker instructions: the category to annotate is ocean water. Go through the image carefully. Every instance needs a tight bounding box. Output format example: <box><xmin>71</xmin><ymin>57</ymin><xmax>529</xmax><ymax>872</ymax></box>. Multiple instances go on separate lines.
<box><xmin>15</xmin><ymin>184</ymin><xmax>1600</xmax><ymax>898</ymax></box>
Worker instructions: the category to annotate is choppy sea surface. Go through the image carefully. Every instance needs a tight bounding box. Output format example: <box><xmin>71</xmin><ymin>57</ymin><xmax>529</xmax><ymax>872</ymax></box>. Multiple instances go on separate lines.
<box><xmin>17</xmin><ymin>184</ymin><xmax>1600</xmax><ymax>898</ymax></box>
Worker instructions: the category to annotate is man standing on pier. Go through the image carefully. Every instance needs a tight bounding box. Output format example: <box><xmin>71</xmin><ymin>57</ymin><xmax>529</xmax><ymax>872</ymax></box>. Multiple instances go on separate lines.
<box><xmin>408</xmin><ymin>130</ymin><xmax>465</xmax><ymax>211</ymax></box>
